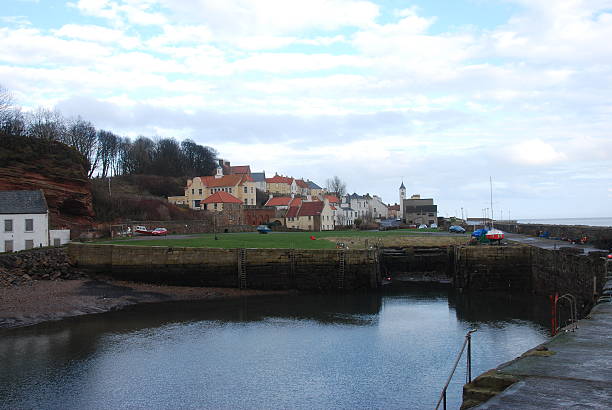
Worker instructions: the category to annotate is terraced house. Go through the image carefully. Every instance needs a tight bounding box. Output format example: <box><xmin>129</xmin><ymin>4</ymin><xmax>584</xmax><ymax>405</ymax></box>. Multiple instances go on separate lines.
<box><xmin>169</xmin><ymin>166</ymin><xmax>256</xmax><ymax>210</ymax></box>
<box><xmin>285</xmin><ymin>199</ymin><xmax>336</xmax><ymax>231</ymax></box>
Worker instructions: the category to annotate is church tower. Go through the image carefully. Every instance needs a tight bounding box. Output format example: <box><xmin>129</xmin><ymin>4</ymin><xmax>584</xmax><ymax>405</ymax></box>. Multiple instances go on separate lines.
<box><xmin>399</xmin><ymin>181</ymin><xmax>406</xmax><ymax>221</ymax></box>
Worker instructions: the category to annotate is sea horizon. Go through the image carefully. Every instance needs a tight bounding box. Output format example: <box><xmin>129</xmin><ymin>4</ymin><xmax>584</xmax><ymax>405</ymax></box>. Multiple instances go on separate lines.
<box><xmin>515</xmin><ymin>217</ymin><xmax>612</xmax><ymax>227</ymax></box>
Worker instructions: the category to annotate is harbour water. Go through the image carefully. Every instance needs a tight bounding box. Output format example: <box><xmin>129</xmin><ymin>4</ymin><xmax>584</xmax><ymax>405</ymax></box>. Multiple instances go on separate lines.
<box><xmin>0</xmin><ymin>290</ymin><xmax>549</xmax><ymax>409</ymax></box>
<box><xmin>517</xmin><ymin>217</ymin><xmax>612</xmax><ymax>227</ymax></box>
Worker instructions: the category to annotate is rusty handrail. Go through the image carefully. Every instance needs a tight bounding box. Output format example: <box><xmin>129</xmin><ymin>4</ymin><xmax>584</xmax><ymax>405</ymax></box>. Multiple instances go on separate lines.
<box><xmin>435</xmin><ymin>329</ymin><xmax>477</xmax><ymax>410</ymax></box>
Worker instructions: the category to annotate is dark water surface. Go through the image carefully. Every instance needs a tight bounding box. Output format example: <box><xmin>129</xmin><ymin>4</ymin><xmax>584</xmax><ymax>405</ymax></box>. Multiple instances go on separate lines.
<box><xmin>0</xmin><ymin>290</ymin><xmax>549</xmax><ymax>409</ymax></box>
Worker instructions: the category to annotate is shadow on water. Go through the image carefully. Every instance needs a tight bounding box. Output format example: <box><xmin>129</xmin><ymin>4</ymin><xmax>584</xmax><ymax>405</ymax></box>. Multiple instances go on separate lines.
<box><xmin>0</xmin><ymin>289</ymin><xmax>551</xmax><ymax>409</ymax></box>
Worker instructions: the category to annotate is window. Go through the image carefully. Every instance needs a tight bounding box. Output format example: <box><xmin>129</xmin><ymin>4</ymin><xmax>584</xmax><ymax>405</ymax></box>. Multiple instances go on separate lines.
<box><xmin>53</xmin><ymin>238</ymin><xmax>61</xmax><ymax>247</ymax></box>
<box><xmin>214</xmin><ymin>203</ymin><xmax>218</xmax><ymax>209</ymax></box>
<box><xmin>210</xmin><ymin>189</ymin><xmax>214</xmax><ymax>194</ymax></box>
<box><xmin>244</xmin><ymin>186</ymin><xmax>248</xmax><ymax>193</ymax></box>
<box><xmin>229</xmin><ymin>188</ymin><xmax>232</xmax><ymax>193</ymax></box>
<box><xmin>244</xmin><ymin>198</ymin><xmax>248</xmax><ymax>204</ymax></box>
<box><xmin>192</xmin><ymin>189</ymin><xmax>195</xmax><ymax>195</ymax></box>
<box><xmin>199</xmin><ymin>189</ymin><xmax>202</xmax><ymax>195</ymax></box>
<box><xmin>4</xmin><ymin>240</ymin><xmax>13</xmax><ymax>252</ymax></box>
<box><xmin>308</xmin><ymin>215</ymin><xmax>311</xmax><ymax>220</ymax></box>
<box><xmin>251</xmin><ymin>198</ymin><xmax>254</xmax><ymax>204</ymax></box>
<box><xmin>4</xmin><ymin>219</ymin><xmax>13</xmax><ymax>232</ymax></box>
<box><xmin>25</xmin><ymin>239</ymin><xmax>34</xmax><ymax>250</ymax></box>
<box><xmin>250</xmin><ymin>187</ymin><xmax>254</xmax><ymax>193</ymax></box>
<box><xmin>25</xmin><ymin>219</ymin><xmax>33</xmax><ymax>232</ymax></box>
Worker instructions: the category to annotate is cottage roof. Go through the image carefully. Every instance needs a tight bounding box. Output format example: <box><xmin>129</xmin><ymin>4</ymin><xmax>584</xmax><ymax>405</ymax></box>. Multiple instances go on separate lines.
<box><xmin>229</xmin><ymin>165</ymin><xmax>251</xmax><ymax>175</ymax></box>
<box><xmin>0</xmin><ymin>190</ymin><xmax>48</xmax><ymax>214</ymax></box>
<box><xmin>201</xmin><ymin>191</ymin><xmax>243</xmax><ymax>204</ymax></box>
<box><xmin>198</xmin><ymin>174</ymin><xmax>251</xmax><ymax>188</ymax></box>
<box><xmin>295</xmin><ymin>179</ymin><xmax>309</xmax><ymax>188</ymax></box>
<box><xmin>265</xmin><ymin>196</ymin><xmax>292</xmax><ymax>206</ymax></box>
<box><xmin>297</xmin><ymin>201</ymin><xmax>324</xmax><ymax>217</ymax></box>
<box><xmin>307</xmin><ymin>180</ymin><xmax>322</xmax><ymax>189</ymax></box>
<box><xmin>324</xmin><ymin>195</ymin><xmax>339</xmax><ymax>204</ymax></box>
<box><xmin>266</xmin><ymin>175</ymin><xmax>294</xmax><ymax>184</ymax></box>
<box><xmin>286</xmin><ymin>206</ymin><xmax>299</xmax><ymax>218</ymax></box>
<box><xmin>251</xmin><ymin>172</ymin><xmax>266</xmax><ymax>182</ymax></box>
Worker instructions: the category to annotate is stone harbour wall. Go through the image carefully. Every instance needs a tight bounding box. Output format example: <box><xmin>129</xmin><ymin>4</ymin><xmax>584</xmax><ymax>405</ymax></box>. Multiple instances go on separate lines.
<box><xmin>495</xmin><ymin>222</ymin><xmax>612</xmax><ymax>250</ymax></box>
<box><xmin>67</xmin><ymin>243</ymin><xmax>380</xmax><ymax>291</ymax></box>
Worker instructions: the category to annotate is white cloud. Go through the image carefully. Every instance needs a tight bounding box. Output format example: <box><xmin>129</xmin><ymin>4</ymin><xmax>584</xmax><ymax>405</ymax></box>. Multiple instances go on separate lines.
<box><xmin>54</xmin><ymin>24</ymin><xmax>141</xmax><ymax>48</ymax></box>
<box><xmin>507</xmin><ymin>139</ymin><xmax>567</xmax><ymax>165</ymax></box>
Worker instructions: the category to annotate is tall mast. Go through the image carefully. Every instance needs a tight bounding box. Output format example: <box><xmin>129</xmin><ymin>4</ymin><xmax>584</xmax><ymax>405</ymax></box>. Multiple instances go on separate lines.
<box><xmin>490</xmin><ymin>176</ymin><xmax>494</xmax><ymax>229</ymax></box>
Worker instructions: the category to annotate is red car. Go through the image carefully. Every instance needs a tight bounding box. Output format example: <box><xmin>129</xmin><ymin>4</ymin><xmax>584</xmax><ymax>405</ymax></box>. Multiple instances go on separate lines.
<box><xmin>151</xmin><ymin>227</ymin><xmax>168</xmax><ymax>236</ymax></box>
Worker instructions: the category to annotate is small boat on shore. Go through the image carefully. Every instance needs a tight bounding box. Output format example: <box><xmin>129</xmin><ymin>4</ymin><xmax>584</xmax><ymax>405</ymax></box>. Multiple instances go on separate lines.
<box><xmin>486</xmin><ymin>229</ymin><xmax>504</xmax><ymax>241</ymax></box>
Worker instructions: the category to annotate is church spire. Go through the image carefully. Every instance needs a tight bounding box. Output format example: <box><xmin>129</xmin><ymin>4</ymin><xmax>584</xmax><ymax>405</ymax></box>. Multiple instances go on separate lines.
<box><xmin>400</xmin><ymin>181</ymin><xmax>405</xmax><ymax>189</ymax></box>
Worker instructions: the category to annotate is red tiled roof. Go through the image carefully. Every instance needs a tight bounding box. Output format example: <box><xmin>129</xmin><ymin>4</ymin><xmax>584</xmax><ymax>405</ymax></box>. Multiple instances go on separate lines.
<box><xmin>230</xmin><ymin>165</ymin><xmax>251</xmax><ymax>175</ymax></box>
<box><xmin>325</xmin><ymin>195</ymin><xmax>339</xmax><ymax>203</ymax></box>
<box><xmin>286</xmin><ymin>206</ymin><xmax>299</xmax><ymax>218</ymax></box>
<box><xmin>198</xmin><ymin>175</ymin><xmax>244</xmax><ymax>188</ymax></box>
<box><xmin>388</xmin><ymin>204</ymin><xmax>400</xmax><ymax>211</ymax></box>
<box><xmin>296</xmin><ymin>179</ymin><xmax>309</xmax><ymax>188</ymax></box>
<box><xmin>289</xmin><ymin>197</ymin><xmax>302</xmax><ymax>207</ymax></box>
<box><xmin>330</xmin><ymin>205</ymin><xmax>337</xmax><ymax>210</ymax></box>
<box><xmin>266</xmin><ymin>175</ymin><xmax>294</xmax><ymax>184</ymax></box>
<box><xmin>201</xmin><ymin>191</ymin><xmax>243</xmax><ymax>204</ymax></box>
<box><xmin>297</xmin><ymin>201</ymin><xmax>324</xmax><ymax>217</ymax></box>
<box><xmin>265</xmin><ymin>196</ymin><xmax>292</xmax><ymax>207</ymax></box>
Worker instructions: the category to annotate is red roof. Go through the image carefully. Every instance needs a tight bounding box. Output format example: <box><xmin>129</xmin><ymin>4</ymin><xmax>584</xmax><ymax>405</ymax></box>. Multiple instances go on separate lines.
<box><xmin>325</xmin><ymin>195</ymin><xmax>339</xmax><ymax>204</ymax></box>
<box><xmin>266</xmin><ymin>175</ymin><xmax>294</xmax><ymax>184</ymax></box>
<box><xmin>388</xmin><ymin>204</ymin><xmax>400</xmax><ymax>211</ymax></box>
<box><xmin>230</xmin><ymin>165</ymin><xmax>251</xmax><ymax>175</ymax></box>
<box><xmin>286</xmin><ymin>206</ymin><xmax>299</xmax><ymax>218</ymax></box>
<box><xmin>201</xmin><ymin>191</ymin><xmax>243</xmax><ymax>204</ymax></box>
<box><xmin>265</xmin><ymin>196</ymin><xmax>292</xmax><ymax>207</ymax></box>
<box><xmin>197</xmin><ymin>174</ymin><xmax>252</xmax><ymax>187</ymax></box>
<box><xmin>297</xmin><ymin>201</ymin><xmax>324</xmax><ymax>217</ymax></box>
<box><xmin>289</xmin><ymin>197</ymin><xmax>302</xmax><ymax>207</ymax></box>
<box><xmin>296</xmin><ymin>179</ymin><xmax>309</xmax><ymax>188</ymax></box>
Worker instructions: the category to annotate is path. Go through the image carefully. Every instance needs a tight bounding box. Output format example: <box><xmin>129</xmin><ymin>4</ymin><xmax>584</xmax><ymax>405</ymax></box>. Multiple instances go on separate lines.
<box><xmin>505</xmin><ymin>233</ymin><xmax>608</xmax><ymax>254</ymax></box>
<box><xmin>473</xmin><ymin>302</ymin><xmax>612</xmax><ymax>409</ymax></box>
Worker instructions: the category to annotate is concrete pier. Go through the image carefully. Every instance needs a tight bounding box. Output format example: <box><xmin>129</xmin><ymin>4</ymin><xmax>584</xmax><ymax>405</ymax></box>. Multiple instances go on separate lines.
<box><xmin>463</xmin><ymin>302</ymin><xmax>612</xmax><ymax>409</ymax></box>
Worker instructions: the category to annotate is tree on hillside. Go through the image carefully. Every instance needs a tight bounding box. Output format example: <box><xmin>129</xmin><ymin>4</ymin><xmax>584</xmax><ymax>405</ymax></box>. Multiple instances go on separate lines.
<box><xmin>97</xmin><ymin>130</ymin><xmax>119</xmax><ymax>178</ymax></box>
<box><xmin>152</xmin><ymin>138</ymin><xmax>183</xmax><ymax>176</ymax></box>
<box><xmin>27</xmin><ymin>108</ymin><xmax>66</xmax><ymax>141</ymax></box>
<box><xmin>326</xmin><ymin>175</ymin><xmax>347</xmax><ymax>198</ymax></box>
<box><xmin>181</xmin><ymin>139</ymin><xmax>217</xmax><ymax>177</ymax></box>
<box><xmin>63</xmin><ymin>117</ymin><xmax>99</xmax><ymax>177</ymax></box>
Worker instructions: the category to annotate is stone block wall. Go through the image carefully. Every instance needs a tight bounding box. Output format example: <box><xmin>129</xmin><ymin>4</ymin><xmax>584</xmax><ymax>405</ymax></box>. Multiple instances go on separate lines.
<box><xmin>454</xmin><ymin>245</ymin><xmax>533</xmax><ymax>291</ymax></box>
<box><xmin>67</xmin><ymin>244</ymin><xmax>379</xmax><ymax>291</ymax></box>
<box><xmin>531</xmin><ymin>247</ymin><xmax>607</xmax><ymax>314</ymax></box>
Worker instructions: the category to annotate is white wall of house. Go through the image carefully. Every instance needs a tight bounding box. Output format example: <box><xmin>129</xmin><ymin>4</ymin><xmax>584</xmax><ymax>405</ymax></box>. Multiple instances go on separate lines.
<box><xmin>50</xmin><ymin>229</ymin><xmax>71</xmax><ymax>246</ymax></box>
<box><xmin>369</xmin><ymin>195</ymin><xmax>389</xmax><ymax>219</ymax></box>
<box><xmin>1</xmin><ymin>212</ymin><xmax>49</xmax><ymax>252</ymax></box>
<box><xmin>336</xmin><ymin>207</ymin><xmax>356</xmax><ymax>226</ymax></box>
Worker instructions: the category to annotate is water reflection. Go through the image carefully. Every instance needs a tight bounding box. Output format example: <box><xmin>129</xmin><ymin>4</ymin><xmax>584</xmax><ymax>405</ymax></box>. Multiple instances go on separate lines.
<box><xmin>0</xmin><ymin>290</ymin><xmax>548</xmax><ymax>409</ymax></box>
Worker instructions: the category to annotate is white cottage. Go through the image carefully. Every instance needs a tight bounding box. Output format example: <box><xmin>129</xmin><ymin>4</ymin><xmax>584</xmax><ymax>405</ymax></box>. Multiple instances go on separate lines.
<box><xmin>0</xmin><ymin>190</ymin><xmax>50</xmax><ymax>252</ymax></box>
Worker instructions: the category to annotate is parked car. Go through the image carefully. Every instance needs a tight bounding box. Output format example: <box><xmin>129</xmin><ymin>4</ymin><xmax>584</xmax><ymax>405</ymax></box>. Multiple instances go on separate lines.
<box><xmin>151</xmin><ymin>227</ymin><xmax>168</xmax><ymax>236</ymax></box>
<box><xmin>449</xmin><ymin>225</ymin><xmax>466</xmax><ymax>233</ymax></box>
<box><xmin>256</xmin><ymin>225</ymin><xmax>271</xmax><ymax>234</ymax></box>
<box><xmin>430</xmin><ymin>223</ymin><xmax>438</xmax><ymax>229</ymax></box>
<box><xmin>418</xmin><ymin>224</ymin><xmax>428</xmax><ymax>229</ymax></box>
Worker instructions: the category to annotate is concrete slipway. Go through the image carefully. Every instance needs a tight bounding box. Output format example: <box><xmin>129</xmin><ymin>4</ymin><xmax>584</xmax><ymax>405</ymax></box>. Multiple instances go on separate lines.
<box><xmin>472</xmin><ymin>302</ymin><xmax>612</xmax><ymax>409</ymax></box>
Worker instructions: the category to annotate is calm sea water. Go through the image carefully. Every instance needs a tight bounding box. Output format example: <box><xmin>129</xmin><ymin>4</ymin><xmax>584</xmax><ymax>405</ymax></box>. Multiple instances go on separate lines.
<box><xmin>517</xmin><ymin>217</ymin><xmax>612</xmax><ymax>227</ymax></box>
<box><xmin>0</xmin><ymin>290</ymin><xmax>549</xmax><ymax>409</ymax></box>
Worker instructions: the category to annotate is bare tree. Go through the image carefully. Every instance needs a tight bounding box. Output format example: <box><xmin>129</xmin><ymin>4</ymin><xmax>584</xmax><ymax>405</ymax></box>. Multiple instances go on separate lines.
<box><xmin>326</xmin><ymin>175</ymin><xmax>347</xmax><ymax>197</ymax></box>
<box><xmin>27</xmin><ymin>107</ymin><xmax>66</xmax><ymax>141</ymax></box>
<box><xmin>63</xmin><ymin>116</ymin><xmax>99</xmax><ymax>177</ymax></box>
<box><xmin>97</xmin><ymin>129</ymin><xmax>119</xmax><ymax>178</ymax></box>
<box><xmin>0</xmin><ymin>85</ymin><xmax>13</xmax><ymax>123</ymax></box>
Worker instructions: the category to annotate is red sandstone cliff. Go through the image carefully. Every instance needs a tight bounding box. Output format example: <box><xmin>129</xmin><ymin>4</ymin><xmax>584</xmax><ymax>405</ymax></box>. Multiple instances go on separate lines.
<box><xmin>0</xmin><ymin>137</ymin><xmax>94</xmax><ymax>234</ymax></box>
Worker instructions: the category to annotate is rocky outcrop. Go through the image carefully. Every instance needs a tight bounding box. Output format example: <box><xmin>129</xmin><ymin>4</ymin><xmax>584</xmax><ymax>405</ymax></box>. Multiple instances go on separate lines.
<box><xmin>0</xmin><ymin>137</ymin><xmax>94</xmax><ymax>235</ymax></box>
<box><xmin>0</xmin><ymin>248</ymin><xmax>87</xmax><ymax>287</ymax></box>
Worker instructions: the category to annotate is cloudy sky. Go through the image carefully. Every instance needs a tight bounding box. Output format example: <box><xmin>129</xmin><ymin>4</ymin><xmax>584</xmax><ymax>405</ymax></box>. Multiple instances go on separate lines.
<box><xmin>2</xmin><ymin>0</ymin><xmax>611</xmax><ymax>219</ymax></box>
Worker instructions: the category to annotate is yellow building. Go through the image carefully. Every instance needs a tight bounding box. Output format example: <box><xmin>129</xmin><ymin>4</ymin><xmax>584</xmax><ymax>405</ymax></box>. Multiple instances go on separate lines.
<box><xmin>265</xmin><ymin>174</ymin><xmax>296</xmax><ymax>195</ymax></box>
<box><xmin>285</xmin><ymin>199</ymin><xmax>336</xmax><ymax>231</ymax></box>
<box><xmin>170</xmin><ymin>166</ymin><xmax>256</xmax><ymax>210</ymax></box>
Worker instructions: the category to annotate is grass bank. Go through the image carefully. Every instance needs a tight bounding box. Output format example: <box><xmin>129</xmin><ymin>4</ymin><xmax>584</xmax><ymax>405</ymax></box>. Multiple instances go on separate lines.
<box><xmin>103</xmin><ymin>229</ymin><xmax>469</xmax><ymax>249</ymax></box>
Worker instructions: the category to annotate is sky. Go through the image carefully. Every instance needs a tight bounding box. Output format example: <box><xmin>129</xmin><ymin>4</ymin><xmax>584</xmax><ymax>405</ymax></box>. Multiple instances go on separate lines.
<box><xmin>1</xmin><ymin>0</ymin><xmax>611</xmax><ymax>219</ymax></box>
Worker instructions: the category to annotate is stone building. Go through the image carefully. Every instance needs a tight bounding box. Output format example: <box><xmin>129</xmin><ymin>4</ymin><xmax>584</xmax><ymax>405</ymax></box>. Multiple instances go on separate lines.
<box><xmin>403</xmin><ymin>194</ymin><xmax>438</xmax><ymax>226</ymax></box>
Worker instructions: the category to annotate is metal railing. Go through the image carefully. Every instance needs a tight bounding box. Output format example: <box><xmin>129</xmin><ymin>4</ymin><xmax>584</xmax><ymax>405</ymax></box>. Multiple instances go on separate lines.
<box><xmin>435</xmin><ymin>329</ymin><xmax>477</xmax><ymax>410</ymax></box>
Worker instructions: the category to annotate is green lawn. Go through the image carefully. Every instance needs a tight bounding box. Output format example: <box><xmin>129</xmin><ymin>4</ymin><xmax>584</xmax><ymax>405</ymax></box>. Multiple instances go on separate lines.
<box><xmin>102</xmin><ymin>229</ymin><xmax>442</xmax><ymax>249</ymax></box>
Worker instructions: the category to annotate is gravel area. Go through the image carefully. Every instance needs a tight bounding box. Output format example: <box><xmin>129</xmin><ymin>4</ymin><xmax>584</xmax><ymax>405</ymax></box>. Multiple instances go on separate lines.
<box><xmin>0</xmin><ymin>279</ymin><xmax>288</xmax><ymax>329</ymax></box>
